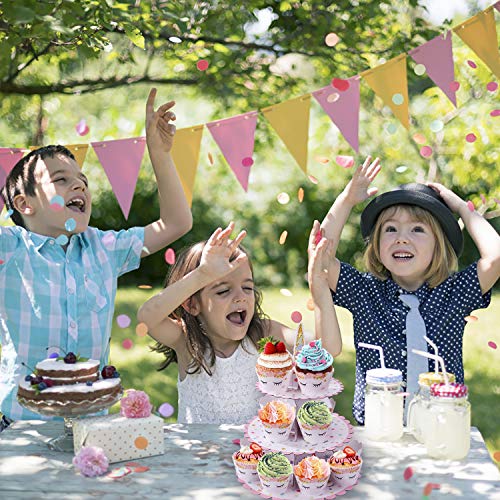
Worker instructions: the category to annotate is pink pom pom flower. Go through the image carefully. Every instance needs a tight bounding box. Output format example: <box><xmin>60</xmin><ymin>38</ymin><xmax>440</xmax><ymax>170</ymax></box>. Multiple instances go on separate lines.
<box><xmin>120</xmin><ymin>389</ymin><xmax>153</xmax><ymax>418</ymax></box>
<box><xmin>73</xmin><ymin>446</ymin><xmax>109</xmax><ymax>477</ymax></box>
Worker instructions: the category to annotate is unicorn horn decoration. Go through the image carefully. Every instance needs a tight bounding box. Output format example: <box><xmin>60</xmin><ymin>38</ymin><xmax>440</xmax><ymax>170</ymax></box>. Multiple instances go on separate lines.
<box><xmin>294</xmin><ymin>322</ymin><xmax>305</xmax><ymax>358</ymax></box>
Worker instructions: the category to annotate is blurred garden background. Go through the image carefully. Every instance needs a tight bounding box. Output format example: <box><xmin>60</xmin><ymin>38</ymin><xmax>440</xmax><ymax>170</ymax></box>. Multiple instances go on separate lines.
<box><xmin>0</xmin><ymin>0</ymin><xmax>498</xmax><ymax>461</ymax></box>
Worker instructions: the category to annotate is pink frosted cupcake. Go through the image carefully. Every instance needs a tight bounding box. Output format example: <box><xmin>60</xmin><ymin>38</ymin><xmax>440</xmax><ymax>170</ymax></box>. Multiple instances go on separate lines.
<box><xmin>232</xmin><ymin>442</ymin><xmax>264</xmax><ymax>481</ymax></box>
<box><xmin>258</xmin><ymin>400</ymin><xmax>295</xmax><ymax>442</ymax></box>
<box><xmin>296</xmin><ymin>401</ymin><xmax>333</xmax><ymax>444</ymax></box>
<box><xmin>295</xmin><ymin>340</ymin><xmax>334</xmax><ymax>397</ymax></box>
<box><xmin>328</xmin><ymin>446</ymin><xmax>362</xmax><ymax>487</ymax></box>
<box><xmin>255</xmin><ymin>337</ymin><xmax>294</xmax><ymax>395</ymax></box>
<box><xmin>294</xmin><ymin>456</ymin><xmax>331</xmax><ymax>495</ymax></box>
<box><xmin>257</xmin><ymin>452</ymin><xmax>293</xmax><ymax>495</ymax></box>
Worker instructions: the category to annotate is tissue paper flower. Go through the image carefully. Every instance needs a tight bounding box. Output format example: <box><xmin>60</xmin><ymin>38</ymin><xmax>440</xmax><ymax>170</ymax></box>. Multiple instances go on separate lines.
<box><xmin>73</xmin><ymin>446</ymin><xmax>109</xmax><ymax>477</ymax></box>
<box><xmin>120</xmin><ymin>389</ymin><xmax>153</xmax><ymax>418</ymax></box>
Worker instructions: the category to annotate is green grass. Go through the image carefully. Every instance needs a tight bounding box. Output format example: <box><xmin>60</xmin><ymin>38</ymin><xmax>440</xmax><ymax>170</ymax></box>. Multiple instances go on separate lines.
<box><xmin>111</xmin><ymin>286</ymin><xmax>500</xmax><ymax>462</ymax></box>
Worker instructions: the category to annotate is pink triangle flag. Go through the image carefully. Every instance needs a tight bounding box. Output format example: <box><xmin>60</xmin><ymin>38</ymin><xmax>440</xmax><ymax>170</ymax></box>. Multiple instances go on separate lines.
<box><xmin>0</xmin><ymin>148</ymin><xmax>25</xmax><ymax>212</ymax></box>
<box><xmin>91</xmin><ymin>137</ymin><xmax>146</xmax><ymax>219</ymax></box>
<box><xmin>206</xmin><ymin>111</ymin><xmax>258</xmax><ymax>191</ymax></box>
<box><xmin>409</xmin><ymin>33</ymin><xmax>457</xmax><ymax>106</ymax></box>
<box><xmin>494</xmin><ymin>1</ymin><xmax>500</xmax><ymax>13</ymax></box>
<box><xmin>312</xmin><ymin>77</ymin><xmax>360</xmax><ymax>152</ymax></box>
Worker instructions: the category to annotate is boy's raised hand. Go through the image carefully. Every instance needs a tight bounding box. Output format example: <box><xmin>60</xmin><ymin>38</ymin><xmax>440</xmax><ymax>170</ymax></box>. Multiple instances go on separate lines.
<box><xmin>308</xmin><ymin>221</ymin><xmax>333</xmax><ymax>299</ymax></box>
<box><xmin>344</xmin><ymin>156</ymin><xmax>381</xmax><ymax>206</ymax></box>
<box><xmin>146</xmin><ymin>88</ymin><xmax>177</xmax><ymax>153</ymax></box>
<box><xmin>199</xmin><ymin>222</ymin><xmax>248</xmax><ymax>282</ymax></box>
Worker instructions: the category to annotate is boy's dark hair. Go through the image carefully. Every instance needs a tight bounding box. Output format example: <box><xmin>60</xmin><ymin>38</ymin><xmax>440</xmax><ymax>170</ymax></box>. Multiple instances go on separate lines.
<box><xmin>1</xmin><ymin>145</ymin><xmax>75</xmax><ymax>228</ymax></box>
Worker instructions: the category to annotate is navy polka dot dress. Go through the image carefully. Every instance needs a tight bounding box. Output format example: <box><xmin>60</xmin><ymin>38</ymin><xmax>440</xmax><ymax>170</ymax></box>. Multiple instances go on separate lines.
<box><xmin>332</xmin><ymin>262</ymin><xmax>491</xmax><ymax>425</ymax></box>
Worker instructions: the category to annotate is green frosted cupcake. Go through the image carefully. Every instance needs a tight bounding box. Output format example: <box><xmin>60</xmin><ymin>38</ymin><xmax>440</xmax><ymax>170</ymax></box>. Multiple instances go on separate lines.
<box><xmin>297</xmin><ymin>401</ymin><xmax>333</xmax><ymax>444</ymax></box>
<box><xmin>257</xmin><ymin>452</ymin><xmax>293</xmax><ymax>494</ymax></box>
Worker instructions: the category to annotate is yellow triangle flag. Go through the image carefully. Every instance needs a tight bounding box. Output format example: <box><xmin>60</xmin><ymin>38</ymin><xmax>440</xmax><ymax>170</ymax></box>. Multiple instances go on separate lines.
<box><xmin>454</xmin><ymin>7</ymin><xmax>500</xmax><ymax>79</ymax></box>
<box><xmin>361</xmin><ymin>54</ymin><xmax>410</xmax><ymax>129</ymax></box>
<box><xmin>64</xmin><ymin>144</ymin><xmax>89</xmax><ymax>168</ymax></box>
<box><xmin>170</xmin><ymin>126</ymin><xmax>204</xmax><ymax>206</ymax></box>
<box><xmin>262</xmin><ymin>95</ymin><xmax>311</xmax><ymax>174</ymax></box>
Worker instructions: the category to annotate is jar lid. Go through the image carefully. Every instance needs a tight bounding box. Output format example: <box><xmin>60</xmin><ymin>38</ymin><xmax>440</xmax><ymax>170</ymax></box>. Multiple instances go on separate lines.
<box><xmin>366</xmin><ymin>368</ymin><xmax>402</xmax><ymax>385</ymax></box>
<box><xmin>418</xmin><ymin>371</ymin><xmax>456</xmax><ymax>387</ymax></box>
<box><xmin>430</xmin><ymin>382</ymin><xmax>468</xmax><ymax>398</ymax></box>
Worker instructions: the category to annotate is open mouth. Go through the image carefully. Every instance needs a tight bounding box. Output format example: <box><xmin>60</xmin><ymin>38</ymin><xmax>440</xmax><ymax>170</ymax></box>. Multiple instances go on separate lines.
<box><xmin>66</xmin><ymin>196</ymin><xmax>86</xmax><ymax>213</ymax></box>
<box><xmin>226</xmin><ymin>310</ymin><xmax>247</xmax><ymax>325</ymax></box>
<box><xmin>392</xmin><ymin>251</ymin><xmax>414</xmax><ymax>261</ymax></box>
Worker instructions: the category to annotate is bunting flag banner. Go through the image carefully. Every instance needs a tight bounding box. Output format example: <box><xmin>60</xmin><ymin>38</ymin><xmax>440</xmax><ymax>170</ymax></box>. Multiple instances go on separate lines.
<box><xmin>493</xmin><ymin>1</ymin><xmax>499</xmax><ymax>14</ymax></box>
<box><xmin>362</xmin><ymin>54</ymin><xmax>410</xmax><ymax>129</ymax></box>
<box><xmin>207</xmin><ymin>111</ymin><xmax>258</xmax><ymax>192</ymax></box>
<box><xmin>312</xmin><ymin>77</ymin><xmax>360</xmax><ymax>152</ymax></box>
<box><xmin>91</xmin><ymin>137</ymin><xmax>146</xmax><ymax>220</ymax></box>
<box><xmin>0</xmin><ymin>148</ymin><xmax>25</xmax><ymax>212</ymax></box>
<box><xmin>409</xmin><ymin>33</ymin><xmax>457</xmax><ymax>107</ymax></box>
<box><xmin>454</xmin><ymin>8</ymin><xmax>500</xmax><ymax>79</ymax></box>
<box><xmin>170</xmin><ymin>126</ymin><xmax>204</xmax><ymax>206</ymax></box>
<box><xmin>64</xmin><ymin>144</ymin><xmax>89</xmax><ymax>169</ymax></box>
<box><xmin>262</xmin><ymin>95</ymin><xmax>311</xmax><ymax>174</ymax></box>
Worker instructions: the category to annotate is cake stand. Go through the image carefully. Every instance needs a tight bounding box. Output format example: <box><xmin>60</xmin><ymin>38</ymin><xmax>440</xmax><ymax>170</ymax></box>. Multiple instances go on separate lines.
<box><xmin>17</xmin><ymin>390</ymin><xmax>123</xmax><ymax>452</ymax></box>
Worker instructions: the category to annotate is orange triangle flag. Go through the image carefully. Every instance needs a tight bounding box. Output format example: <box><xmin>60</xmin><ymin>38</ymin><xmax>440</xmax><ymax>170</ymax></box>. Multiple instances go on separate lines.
<box><xmin>262</xmin><ymin>95</ymin><xmax>311</xmax><ymax>174</ymax></box>
<box><xmin>64</xmin><ymin>144</ymin><xmax>89</xmax><ymax>168</ymax></box>
<box><xmin>454</xmin><ymin>7</ymin><xmax>500</xmax><ymax>79</ymax></box>
<box><xmin>170</xmin><ymin>126</ymin><xmax>204</xmax><ymax>207</ymax></box>
<box><xmin>362</xmin><ymin>54</ymin><xmax>410</xmax><ymax>129</ymax></box>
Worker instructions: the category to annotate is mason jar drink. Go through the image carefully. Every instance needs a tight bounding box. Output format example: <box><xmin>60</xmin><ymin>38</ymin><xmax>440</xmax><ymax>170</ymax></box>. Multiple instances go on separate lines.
<box><xmin>364</xmin><ymin>368</ymin><xmax>404</xmax><ymax>441</ymax></box>
<box><xmin>408</xmin><ymin>371</ymin><xmax>456</xmax><ymax>443</ymax></box>
<box><xmin>424</xmin><ymin>383</ymin><xmax>470</xmax><ymax>460</ymax></box>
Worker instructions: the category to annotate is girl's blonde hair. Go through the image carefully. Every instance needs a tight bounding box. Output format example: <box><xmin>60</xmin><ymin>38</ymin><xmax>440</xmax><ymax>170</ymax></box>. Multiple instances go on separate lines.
<box><xmin>151</xmin><ymin>240</ymin><xmax>268</xmax><ymax>375</ymax></box>
<box><xmin>364</xmin><ymin>205</ymin><xmax>458</xmax><ymax>288</ymax></box>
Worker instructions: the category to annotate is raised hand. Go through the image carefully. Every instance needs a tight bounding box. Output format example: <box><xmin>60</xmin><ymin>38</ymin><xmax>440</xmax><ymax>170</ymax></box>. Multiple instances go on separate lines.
<box><xmin>343</xmin><ymin>156</ymin><xmax>381</xmax><ymax>206</ymax></box>
<box><xmin>427</xmin><ymin>182</ymin><xmax>466</xmax><ymax>214</ymax></box>
<box><xmin>199</xmin><ymin>222</ymin><xmax>248</xmax><ymax>282</ymax></box>
<box><xmin>308</xmin><ymin>220</ymin><xmax>333</xmax><ymax>301</ymax></box>
<box><xmin>145</xmin><ymin>88</ymin><xmax>177</xmax><ymax>153</ymax></box>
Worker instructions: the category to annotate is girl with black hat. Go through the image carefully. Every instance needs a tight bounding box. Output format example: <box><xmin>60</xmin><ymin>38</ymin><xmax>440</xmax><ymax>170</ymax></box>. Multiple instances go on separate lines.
<box><xmin>310</xmin><ymin>155</ymin><xmax>499</xmax><ymax>425</ymax></box>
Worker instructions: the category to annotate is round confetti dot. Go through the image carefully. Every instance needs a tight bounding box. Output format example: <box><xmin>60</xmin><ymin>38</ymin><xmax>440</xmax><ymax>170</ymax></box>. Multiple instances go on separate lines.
<box><xmin>480</xmin><ymin>194</ymin><xmax>487</xmax><ymax>205</ymax></box>
<box><xmin>0</xmin><ymin>260</ymin><xmax>4</xmax><ymax>265</ymax></box>
<box><xmin>75</xmin><ymin>119</ymin><xmax>89</xmax><ymax>136</ymax></box>
<box><xmin>291</xmin><ymin>311</ymin><xmax>302</xmax><ymax>323</ymax></box>
<box><xmin>196</xmin><ymin>59</ymin><xmax>209</xmax><ymax>71</ymax></box>
<box><xmin>122</xmin><ymin>338</ymin><xmax>134</xmax><ymax>350</ymax></box>
<box><xmin>327</xmin><ymin>92</ymin><xmax>340</xmax><ymax>103</ymax></box>
<box><xmin>465</xmin><ymin>133</ymin><xmax>477</xmax><ymax>143</ymax></box>
<box><xmin>331</xmin><ymin>78</ymin><xmax>350</xmax><ymax>91</ymax></box>
<box><xmin>486</xmin><ymin>82</ymin><xmax>498</xmax><ymax>92</ymax></box>
<box><xmin>102</xmin><ymin>232</ymin><xmax>116</xmax><ymax>249</ymax></box>
<box><xmin>488</xmin><ymin>341</ymin><xmax>497</xmax><ymax>349</ymax></box>
<box><xmin>308</xmin><ymin>175</ymin><xmax>318</xmax><ymax>184</ymax></box>
<box><xmin>325</xmin><ymin>33</ymin><xmax>340</xmax><ymax>47</ymax></box>
<box><xmin>136</xmin><ymin>322</ymin><xmax>148</xmax><ymax>337</ymax></box>
<box><xmin>280</xmin><ymin>288</ymin><xmax>293</xmax><ymax>297</ymax></box>
<box><xmin>279</xmin><ymin>231</ymin><xmax>288</xmax><ymax>245</ymax></box>
<box><xmin>335</xmin><ymin>155</ymin><xmax>354</xmax><ymax>168</ymax></box>
<box><xmin>65</xmin><ymin>218</ymin><xmax>76</xmax><ymax>232</ymax></box>
<box><xmin>306</xmin><ymin>297</ymin><xmax>315</xmax><ymax>311</ymax></box>
<box><xmin>392</xmin><ymin>93</ymin><xmax>404</xmax><ymax>105</ymax></box>
<box><xmin>430</xmin><ymin>120</ymin><xmax>444</xmax><ymax>133</ymax></box>
<box><xmin>117</xmin><ymin>314</ymin><xmax>131</xmax><ymax>328</ymax></box>
<box><xmin>490</xmin><ymin>109</ymin><xmax>500</xmax><ymax>117</ymax></box>
<box><xmin>138</xmin><ymin>284</ymin><xmax>153</xmax><ymax>290</ymax></box>
<box><xmin>403</xmin><ymin>466</ymin><xmax>413</xmax><ymax>481</ymax></box>
<box><xmin>466</xmin><ymin>200</ymin><xmax>475</xmax><ymax>212</ymax></box>
<box><xmin>207</xmin><ymin>152</ymin><xmax>214</xmax><ymax>165</ymax></box>
<box><xmin>395</xmin><ymin>165</ymin><xmax>408</xmax><ymax>173</ymax></box>
<box><xmin>169</xmin><ymin>36</ymin><xmax>182</xmax><ymax>44</ymax></box>
<box><xmin>414</xmin><ymin>64</ymin><xmax>426</xmax><ymax>76</ymax></box>
<box><xmin>493</xmin><ymin>451</ymin><xmax>500</xmax><ymax>462</ymax></box>
<box><xmin>420</xmin><ymin>146</ymin><xmax>433</xmax><ymax>158</ymax></box>
<box><xmin>50</xmin><ymin>195</ymin><xmax>65</xmax><ymax>208</ymax></box>
<box><xmin>241</xmin><ymin>157</ymin><xmax>253</xmax><ymax>167</ymax></box>
<box><xmin>386</xmin><ymin>123</ymin><xmax>397</xmax><ymax>134</ymax></box>
<box><xmin>412</xmin><ymin>133</ymin><xmax>426</xmax><ymax>145</ymax></box>
<box><xmin>315</xmin><ymin>156</ymin><xmax>330</xmax><ymax>164</ymax></box>
<box><xmin>449</xmin><ymin>81</ymin><xmax>460</xmax><ymax>92</ymax></box>
<box><xmin>464</xmin><ymin>315</ymin><xmax>478</xmax><ymax>322</ymax></box>
<box><xmin>164</xmin><ymin>248</ymin><xmax>176</xmax><ymax>265</ymax></box>
<box><xmin>55</xmin><ymin>234</ymin><xmax>68</xmax><ymax>246</ymax></box>
<box><xmin>158</xmin><ymin>402</ymin><xmax>175</xmax><ymax>418</ymax></box>
<box><xmin>297</xmin><ymin>187</ymin><xmax>304</xmax><ymax>203</ymax></box>
<box><xmin>134</xmin><ymin>436</ymin><xmax>149</xmax><ymax>449</ymax></box>
<box><xmin>277</xmin><ymin>192</ymin><xmax>290</xmax><ymax>205</ymax></box>
<box><xmin>467</xmin><ymin>60</ymin><xmax>477</xmax><ymax>69</ymax></box>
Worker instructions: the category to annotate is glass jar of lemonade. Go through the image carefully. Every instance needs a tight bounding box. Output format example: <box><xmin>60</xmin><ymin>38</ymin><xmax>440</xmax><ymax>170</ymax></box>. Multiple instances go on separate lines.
<box><xmin>364</xmin><ymin>368</ymin><xmax>404</xmax><ymax>441</ymax></box>
<box><xmin>408</xmin><ymin>371</ymin><xmax>456</xmax><ymax>443</ymax></box>
<box><xmin>424</xmin><ymin>383</ymin><xmax>470</xmax><ymax>460</ymax></box>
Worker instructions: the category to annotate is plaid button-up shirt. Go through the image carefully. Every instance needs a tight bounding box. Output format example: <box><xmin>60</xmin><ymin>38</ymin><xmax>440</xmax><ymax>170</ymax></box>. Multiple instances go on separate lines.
<box><xmin>0</xmin><ymin>225</ymin><xmax>144</xmax><ymax>420</ymax></box>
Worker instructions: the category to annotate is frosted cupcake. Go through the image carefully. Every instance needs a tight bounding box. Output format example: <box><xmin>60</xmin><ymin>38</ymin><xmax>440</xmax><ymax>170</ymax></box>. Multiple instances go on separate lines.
<box><xmin>295</xmin><ymin>340</ymin><xmax>334</xmax><ymax>397</ymax></box>
<box><xmin>296</xmin><ymin>400</ymin><xmax>333</xmax><ymax>444</ymax></box>
<box><xmin>328</xmin><ymin>446</ymin><xmax>362</xmax><ymax>487</ymax></box>
<box><xmin>257</xmin><ymin>452</ymin><xmax>293</xmax><ymax>495</ymax></box>
<box><xmin>258</xmin><ymin>400</ymin><xmax>295</xmax><ymax>442</ymax></box>
<box><xmin>232</xmin><ymin>442</ymin><xmax>264</xmax><ymax>481</ymax></box>
<box><xmin>255</xmin><ymin>337</ymin><xmax>294</xmax><ymax>395</ymax></box>
<box><xmin>294</xmin><ymin>456</ymin><xmax>331</xmax><ymax>495</ymax></box>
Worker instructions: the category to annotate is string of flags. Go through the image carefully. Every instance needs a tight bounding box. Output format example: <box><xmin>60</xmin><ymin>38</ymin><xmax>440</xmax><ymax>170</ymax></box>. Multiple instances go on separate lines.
<box><xmin>0</xmin><ymin>3</ymin><xmax>498</xmax><ymax>219</ymax></box>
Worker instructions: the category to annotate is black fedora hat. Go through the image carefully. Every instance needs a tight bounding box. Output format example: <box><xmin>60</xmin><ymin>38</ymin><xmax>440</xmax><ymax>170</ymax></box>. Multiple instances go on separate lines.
<box><xmin>360</xmin><ymin>183</ymin><xmax>463</xmax><ymax>256</ymax></box>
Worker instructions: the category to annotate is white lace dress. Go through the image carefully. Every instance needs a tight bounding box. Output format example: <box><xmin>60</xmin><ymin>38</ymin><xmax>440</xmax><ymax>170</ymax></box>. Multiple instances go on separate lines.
<box><xmin>177</xmin><ymin>340</ymin><xmax>261</xmax><ymax>424</ymax></box>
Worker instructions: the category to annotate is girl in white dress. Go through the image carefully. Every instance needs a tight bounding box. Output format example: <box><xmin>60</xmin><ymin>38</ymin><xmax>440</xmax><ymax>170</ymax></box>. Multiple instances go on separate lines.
<box><xmin>138</xmin><ymin>221</ymin><xmax>340</xmax><ymax>424</ymax></box>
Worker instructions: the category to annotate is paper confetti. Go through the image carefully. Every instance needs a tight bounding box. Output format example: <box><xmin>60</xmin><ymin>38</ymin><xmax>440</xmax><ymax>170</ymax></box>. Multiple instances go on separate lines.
<box><xmin>196</xmin><ymin>59</ymin><xmax>209</xmax><ymax>71</ymax></box>
<box><xmin>138</xmin><ymin>284</ymin><xmax>153</xmax><ymax>289</ymax></box>
<box><xmin>122</xmin><ymin>339</ymin><xmax>133</xmax><ymax>350</ymax></box>
<box><xmin>50</xmin><ymin>195</ymin><xmax>65</xmax><ymax>211</ymax></box>
<box><xmin>335</xmin><ymin>155</ymin><xmax>354</xmax><ymax>168</ymax></box>
<box><xmin>493</xmin><ymin>451</ymin><xmax>500</xmax><ymax>462</ymax></box>
<box><xmin>464</xmin><ymin>315</ymin><xmax>478</xmax><ymax>322</ymax></box>
<box><xmin>277</xmin><ymin>192</ymin><xmax>290</xmax><ymax>204</ymax></box>
<box><xmin>325</xmin><ymin>33</ymin><xmax>339</xmax><ymax>47</ymax></box>
<box><xmin>449</xmin><ymin>81</ymin><xmax>460</xmax><ymax>92</ymax></box>
<box><xmin>490</xmin><ymin>109</ymin><xmax>500</xmax><ymax>117</ymax></box>
<box><xmin>395</xmin><ymin>166</ymin><xmax>408</xmax><ymax>173</ymax></box>
<box><xmin>315</xmin><ymin>156</ymin><xmax>330</xmax><ymax>164</ymax></box>
<box><xmin>486</xmin><ymin>82</ymin><xmax>498</xmax><ymax>92</ymax></box>
<box><xmin>327</xmin><ymin>92</ymin><xmax>340</xmax><ymax>103</ymax></box>
<box><xmin>465</xmin><ymin>133</ymin><xmax>477</xmax><ymax>143</ymax></box>
<box><xmin>164</xmin><ymin>248</ymin><xmax>176</xmax><ymax>265</ymax></box>
<box><xmin>117</xmin><ymin>314</ymin><xmax>131</xmax><ymax>328</ymax></box>
<box><xmin>136</xmin><ymin>322</ymin><xmax>148</xmax><ymax>337</ymax></box>
<box><xmin>55</xmin><ymin>234</ymin><xmax>68</xmax><ymax>246</ymax></box>
<box><xmin>466</xmin><ymin>200</ymin><xmax>475</xmax><ymax>212</ymax></box>
<box><xmin>386</xmin><ymin>123</ymin><xmax>397</xmax><ymax>134</ymax></box>
<box><xmin>75</xmin><ymin>119</ymin><xmax>89</xmax><ymax>136</ymax></box>
<box><xmin>467</xmin><ymin>60</ymin><xmax>477</xmax><ymax>69</ymax></box>
<box><xmin>430</xmin><ymin>120</ymin><xmax>444</xmax><ymax>133</ymax></box>
<box><xmin>331</xmin><ymin>78</ymin><xmax>350</xmax><ymax>91</ymax></box>
<box><xmin>403</xmin><ymin>466</ymin><xmax>413</xmax><ymax>481</ymax></box>
<box><xmin>107</xmin><ymin>466</ymin><xmax>132</xmax><ymax>479</ymax></box>
<box><xmin>420</xmin><ymin>146</ymin><xmax>433</xmax><ymax>158</ymax></box>
<box><xmin>158</xmin><ymin>402</ymin><xmax>175</xmax><ymax>418</ymax></box>
<box><xmin>308</xmin><ymin>175</ymin><xmax>318</xmax><ymax>184</ymax></box>
<box><xmin>242</xmin><ymin>157</ymin><xmax>253</xmax><ymax>167</ymax></box>
<box><xmin>280</xmin><ymin>288</ymin><xmax>293</xmax><ymax>297</ymax></box>
<box><xmin>412</xmin><ymin>133</ymin><xmax>427</xmax><ymax>144</ymax></box>
<box><xmin>207</xmin><ymin>152</ymin><xmax>214</xmax><ymax>165</ymax></box>
<box><xmin>392</xmin><ymin>93</ymin><xmax>404</xmax><ymax>105</ymax></box>
<box><xmin>65</xmin><ymin>218</ymin><xmax>76</xmax><ymax>232</ymax></box>
<box><xmin>291</xmin><ymin>311</ymin><xmax>303</xmax><ymax>323</ymax></box>
<box><xmin>297</xmin><ymin>187</ymin><xmax>304</xmax><ymax>203</ymax></box>
<box><xmin>279</xmin><ymin>230</ymin><xmax>288</xmax><ymax>245</ymax></box>
<box><xmin>414</xmin><ymin>64</ymin><xmax>426</xmax><ymax>76</ymax></box>
<box><xmin>306</xmin><ymin>297</ymin><xmax>315</xmax><ymax>311</ymax></box>
<box><xmin>488</xmin><ymin>341</ymin><xmax>497</xmax><ymax>350</ymax></box>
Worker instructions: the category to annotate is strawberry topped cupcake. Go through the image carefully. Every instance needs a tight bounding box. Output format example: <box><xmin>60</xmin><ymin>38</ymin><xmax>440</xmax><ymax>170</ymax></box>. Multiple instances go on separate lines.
<box><xmin>258</xmin><ymin>400</ymin><xmax>295</xmax><ymax>442</ymax></box>
<box><xmin>295</xmin><ymin>340</ymin><xmax>334</xmax><ymax>397</ymax></box>
<box><xmin>328</xmin><ymin>446</ymin><xmax>362</xmax><ymax>487</ymax></box>
<box><xmin>232</xmin><ymin>442</ymin><xmax>264</xmax><ymax>480</ymax></box>
<box><xmin>255</xmin><ymin>337</ymin><xmax>293</xmax><ymax>395</ymax></box>
<box><xmin>294</xmin><ymin>456</ymin><xmax>331</xmax><ymax>495</ymax></box>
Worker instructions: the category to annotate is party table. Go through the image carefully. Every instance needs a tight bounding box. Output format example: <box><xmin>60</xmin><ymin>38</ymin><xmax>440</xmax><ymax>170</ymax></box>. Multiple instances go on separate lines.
<box><xmin>0</xmin><ymin>421</ymin><xmax>499</xmax><ymax>499</ymax></box>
